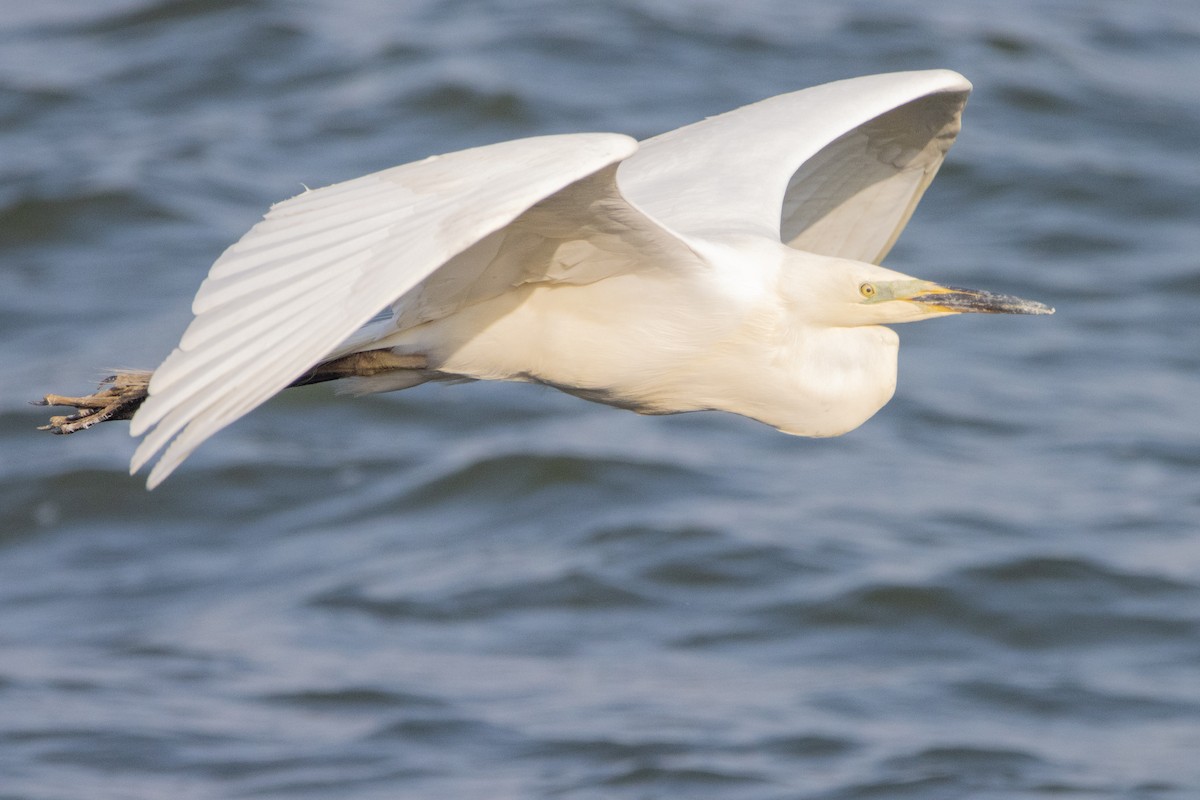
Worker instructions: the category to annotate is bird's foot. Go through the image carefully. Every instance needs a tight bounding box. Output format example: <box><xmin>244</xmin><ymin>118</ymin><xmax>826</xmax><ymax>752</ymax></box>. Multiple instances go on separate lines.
<box><xmin>35</xmin><ymin>371</ymin><xmax>152</xmax><ymax>434</ymax></box>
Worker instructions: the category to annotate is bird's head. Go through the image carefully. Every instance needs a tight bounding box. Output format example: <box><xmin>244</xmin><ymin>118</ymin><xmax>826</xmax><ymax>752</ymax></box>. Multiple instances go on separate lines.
<box><xmin>785</xmin><ymin>256</ymin><xmax>1054</xmax><ymax>327</ymax></box>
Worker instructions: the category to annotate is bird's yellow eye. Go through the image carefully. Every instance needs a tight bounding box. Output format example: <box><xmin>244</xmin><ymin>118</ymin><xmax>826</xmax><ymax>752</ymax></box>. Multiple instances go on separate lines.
<box><xmin>859</xmin><ymin>282</ymin><xmax>877</xmax><ymax>299</ymax></box>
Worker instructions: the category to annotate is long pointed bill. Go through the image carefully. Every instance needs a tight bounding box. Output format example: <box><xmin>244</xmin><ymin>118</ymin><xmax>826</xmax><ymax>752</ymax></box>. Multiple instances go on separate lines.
<box><xmin>907</xmin><ymin>284</ymin><xmax>1054</xmax><ymax>315</ymax></box>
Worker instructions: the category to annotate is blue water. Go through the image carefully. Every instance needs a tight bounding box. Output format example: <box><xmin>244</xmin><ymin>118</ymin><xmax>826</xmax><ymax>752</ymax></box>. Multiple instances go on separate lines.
<box><xmin>3</xmin><ymin>2</ymin><xmax>1200</xmax><ymax>798</ymax></box>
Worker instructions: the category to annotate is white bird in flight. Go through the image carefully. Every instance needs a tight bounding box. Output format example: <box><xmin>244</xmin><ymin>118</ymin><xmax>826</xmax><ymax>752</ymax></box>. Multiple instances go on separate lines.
<box><xmin>39</xmin><ymin>69</ymin><xmax>1051</xmax><ymax>488</ymax></box>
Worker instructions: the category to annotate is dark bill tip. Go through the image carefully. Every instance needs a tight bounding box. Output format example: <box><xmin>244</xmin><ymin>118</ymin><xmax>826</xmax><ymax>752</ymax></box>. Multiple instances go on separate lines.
<box><xmin>910</xmin><ymin>286</ymin><xmax>1055</xmax><ymax>315</ymax></box>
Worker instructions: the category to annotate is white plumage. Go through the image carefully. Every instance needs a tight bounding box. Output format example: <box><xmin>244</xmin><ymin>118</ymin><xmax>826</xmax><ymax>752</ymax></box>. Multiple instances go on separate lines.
<box><xmin>121</xmin><ymin>69</ymin><xmax>1051</xmax><ymax>488</ymax></box>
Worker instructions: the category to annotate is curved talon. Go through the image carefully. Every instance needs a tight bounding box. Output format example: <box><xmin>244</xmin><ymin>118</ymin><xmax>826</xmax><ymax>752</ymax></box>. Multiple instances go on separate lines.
<box><xmin>36</xmin><ymin>371</ymin><xmax>152</xmax><ymax>435</ymax></box>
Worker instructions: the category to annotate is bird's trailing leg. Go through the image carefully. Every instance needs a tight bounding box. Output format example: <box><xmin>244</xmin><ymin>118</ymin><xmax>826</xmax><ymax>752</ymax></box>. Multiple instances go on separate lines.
<box><xmin>36</xmin><ymin>371</ymin><xmax>152</xmax><ymax>435</ymax></box>
<box><xmin>290</xmin><ymin>349</ymin><xmax>427</xmax><ymax>386</ymax></box>
<box><xmin>35</xmin><ymin>349</ymin><xmax>428</xmax><ymax>434</ymax></box>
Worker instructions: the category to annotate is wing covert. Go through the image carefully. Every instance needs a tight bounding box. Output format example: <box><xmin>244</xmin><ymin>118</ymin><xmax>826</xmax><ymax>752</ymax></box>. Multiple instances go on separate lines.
<box><xmin>130</xmin><ymin>133</ymin><xmax>637</xmax><ymax>487</ymax></box>
<box><xmin>616</xmin><ymin>70</ymin><xmax>971</xmax><ymax>263</ymax></box>
<box><xmin>383</xmin><ymin>162</ymin><xmax>705</xmax><ymax>334</ymax></box>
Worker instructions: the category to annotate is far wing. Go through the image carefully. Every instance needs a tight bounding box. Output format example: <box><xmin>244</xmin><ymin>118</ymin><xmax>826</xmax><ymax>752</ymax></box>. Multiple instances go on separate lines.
<box><xmin>130</xmin><ymin>133</ymin><xmax>637</xmax><ymax>488</ymax></box>
<box><xmin>617</xmin><ymin>70</ymin><xmax>971</xmax><ymax>264</ymax></box>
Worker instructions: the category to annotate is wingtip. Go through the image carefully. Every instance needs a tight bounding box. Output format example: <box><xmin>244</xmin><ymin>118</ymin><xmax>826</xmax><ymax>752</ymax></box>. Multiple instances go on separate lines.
<box><xmin>131</xmin><ymin>441</ymin><xmax>179</xmax><ymax>490</ymax></box>
<box><xmin>144</xmin><ymin>468</ymin><xmax>167</xmax><ymax>491</ymax></box>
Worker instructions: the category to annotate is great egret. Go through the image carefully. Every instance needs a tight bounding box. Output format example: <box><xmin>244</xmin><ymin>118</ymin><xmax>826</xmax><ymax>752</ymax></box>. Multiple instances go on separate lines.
<box><xmin>38</xmin><ymin>69</ymin><xmax>1052</xmax><ymax>488</ymax></box>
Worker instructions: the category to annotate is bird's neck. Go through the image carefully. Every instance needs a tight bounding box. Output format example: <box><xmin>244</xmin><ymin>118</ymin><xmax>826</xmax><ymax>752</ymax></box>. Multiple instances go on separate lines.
<box><xmin>713</xmin><ymin>323</ymin><xmax>900</xmax><ymax>437</ymax></box>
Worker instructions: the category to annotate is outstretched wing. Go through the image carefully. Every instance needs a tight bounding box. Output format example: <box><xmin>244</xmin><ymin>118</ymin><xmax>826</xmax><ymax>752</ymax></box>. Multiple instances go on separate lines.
<box><xmin>371</xmin><ymin>161</ymin><xmax>704</xmax><ymax>336</ymax></box>
<box><xmin>617</xmin><ymin>70</ymin><xmax>971</xmax><ymax>264</ymax></box>
<box><xmin>130</xmin><ymin>133</ymin><xmax>637</xmax><ymax>488</ymax></box>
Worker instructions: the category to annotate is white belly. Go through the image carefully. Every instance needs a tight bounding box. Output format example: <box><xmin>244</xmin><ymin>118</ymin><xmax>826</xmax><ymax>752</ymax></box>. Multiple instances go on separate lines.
<box><xmin>368</xmin><ymin>273</ymin><xmax>900</xmax><ymax>436</ymax></box>
<box><xmin>381</xmin><ymin>273</ymin><xmax>724</xmax><ymax>409</ymax></box>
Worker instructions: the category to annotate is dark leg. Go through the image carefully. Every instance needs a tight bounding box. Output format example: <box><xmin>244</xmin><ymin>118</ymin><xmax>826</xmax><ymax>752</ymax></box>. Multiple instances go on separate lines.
<box><xmin>289</xmin><ymin>350</ymin><xmax>427</xmax><ymax>386</ymax></box>
<box><xmin>35</xmin><ymin>371</ymin><xmax>152</xmax><ymax>434</ymax></box>
<box><xmin>35</xmin><ymin>350</ymin><xmax>427</xmax><ymax>434</ymax></box>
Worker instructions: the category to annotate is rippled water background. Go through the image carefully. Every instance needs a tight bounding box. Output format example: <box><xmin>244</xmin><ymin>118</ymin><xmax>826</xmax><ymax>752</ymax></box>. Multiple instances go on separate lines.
<box><xmin>3</xmin><ymin>1</ymin><xmax>1200</xmax><ymax>798</ymax></box>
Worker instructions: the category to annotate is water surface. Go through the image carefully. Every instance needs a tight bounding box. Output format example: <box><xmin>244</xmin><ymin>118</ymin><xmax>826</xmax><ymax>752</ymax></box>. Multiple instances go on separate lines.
<box><xmin>3</xmin><ymin>1</ymin><xmax>1199</xmax><ymax>798</ymax></box>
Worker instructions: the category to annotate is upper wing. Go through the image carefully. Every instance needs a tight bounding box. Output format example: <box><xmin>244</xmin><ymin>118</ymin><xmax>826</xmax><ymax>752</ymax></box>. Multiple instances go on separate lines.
<box><xmin>617</xmin><ymin>70</ymin><xmax>971</xmax><ymax>264</ymax></box>
<box><xmin>380</xmin><ymin>162</ymin><xmax>705</xmax><ymax>335</ymax></box>
<box><xmin>130</xmin><ymin>133</ymin><xmax>637</xmax><ymax>488</ymax></box>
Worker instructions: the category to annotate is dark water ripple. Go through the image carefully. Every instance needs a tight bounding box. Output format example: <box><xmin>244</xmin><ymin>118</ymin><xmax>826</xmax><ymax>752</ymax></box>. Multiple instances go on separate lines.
<box><xmin>764</xmin><ymin>556</ymin><xmax>1200</xmax><ymax>651</ymax></box>
<box><xmin>313</xmin><ymin>568</ymin><xmax>654</xmax><ymax>622</ymax></box>
<box><xmin>4</xmin><ymin>0</ymin><xmax>1200</xmax><ymax>798</ymax></box>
